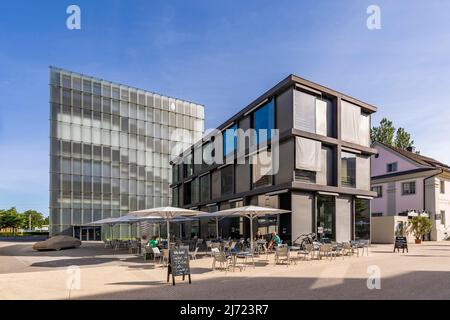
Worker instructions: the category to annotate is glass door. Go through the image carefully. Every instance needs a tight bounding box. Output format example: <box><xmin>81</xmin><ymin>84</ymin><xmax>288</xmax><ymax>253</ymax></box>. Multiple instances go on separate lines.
<box><xmin>317</xmin><ymin>195</ymin><xmax>336</xmax><ymax>242</ymax></box>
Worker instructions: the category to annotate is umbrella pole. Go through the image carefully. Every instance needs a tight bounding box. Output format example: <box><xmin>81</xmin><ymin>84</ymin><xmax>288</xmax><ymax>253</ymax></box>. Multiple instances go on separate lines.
<box><xmin>216</xmin><ymin>217</ymin><xmax>219</xmax><ymax>240</ymax></box>
<box><xmin>249</xmin><ymin>215</ymin><xmax>254</xmax><ymax>253</ymax></box>
<box><xmin>166</xmin><ymin>220</ymin><xmax>170</xmax><ymax>249</ymax></box>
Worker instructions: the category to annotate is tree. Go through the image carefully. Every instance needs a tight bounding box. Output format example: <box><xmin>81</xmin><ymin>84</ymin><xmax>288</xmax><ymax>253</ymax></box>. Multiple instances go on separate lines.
<box><xmin>407</xmin><ymin>216</ymin><xmax>432</xmax><ymax>243</ymax></box>
<box><xmin>371</xmin><ymin>118</ymin><xmax>395</xmax><ymax>145</ymax></box>
<box><xmin>21</xmin><ymin>210</ymin><xmax>45</xmax><ymax>230</ymax></box>
<box><xmin>371</xmin><ymin>118</ymin><xmax>415</xmax><ymax>150</ymax></box>
<box><xmin>0</xmin><ymin>207</ymin><xmax>25</xmax><ymax>235</ymax></box>
<box><xmin>43</xmin><ymin>216</ymin><xmax>49</xmax><ymax>225</ymax></box>
<box><xmin>394</xmin><ymin>127</ymin><xmax>414</xmax><ymax>150</ymax></box>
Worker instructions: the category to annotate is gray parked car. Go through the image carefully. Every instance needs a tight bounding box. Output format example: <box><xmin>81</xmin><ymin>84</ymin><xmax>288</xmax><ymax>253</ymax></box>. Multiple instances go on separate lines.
<box><xmin>33</xmin><ymin>235</ymin><xmax>81</xmax><ymax>251</ymax></box>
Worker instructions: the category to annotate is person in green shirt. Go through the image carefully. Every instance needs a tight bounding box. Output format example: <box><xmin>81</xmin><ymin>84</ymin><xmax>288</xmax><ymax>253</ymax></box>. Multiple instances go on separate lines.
<box><xmin>268</xmin><ymin>232</ymin><xmax>281</xmax><ymax>253</ymax></box>
<box><xmin>148</xmin><ymin>236</ymin><xmax>159</xmax><ymax>248</ymax></box>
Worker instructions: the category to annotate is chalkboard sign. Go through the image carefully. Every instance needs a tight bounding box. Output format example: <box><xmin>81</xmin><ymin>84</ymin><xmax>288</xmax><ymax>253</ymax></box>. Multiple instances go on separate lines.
<box><xmin>394</xmin><ymin>236</ymin><xmax>408</xmax><ymax>253</ymax></box>
<box><xmin>167</xmin><ymin>248</ymin><xmax>191</xmax><ymax>285</ymax></box>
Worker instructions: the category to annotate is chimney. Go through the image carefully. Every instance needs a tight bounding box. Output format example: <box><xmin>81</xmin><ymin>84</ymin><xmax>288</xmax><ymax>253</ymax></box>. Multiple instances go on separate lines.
<box><xmin>406</xmin><ymin>146</ymin><xmax>416</xmax><ymax>153</ymax></box>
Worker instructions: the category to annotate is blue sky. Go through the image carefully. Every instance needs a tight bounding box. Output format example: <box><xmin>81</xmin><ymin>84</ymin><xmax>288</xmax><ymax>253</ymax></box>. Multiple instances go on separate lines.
<box><xmin>1</xmin><ymin>0</ymin><xmax>450</xmax><ymax>216</ymax></box>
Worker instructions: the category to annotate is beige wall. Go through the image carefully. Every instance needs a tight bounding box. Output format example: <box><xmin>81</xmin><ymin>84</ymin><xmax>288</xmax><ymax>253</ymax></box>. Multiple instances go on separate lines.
<box><xmin>371</xmin><ymin>216</ymin><xmax>414</xmax><ymax>244</ymax></box>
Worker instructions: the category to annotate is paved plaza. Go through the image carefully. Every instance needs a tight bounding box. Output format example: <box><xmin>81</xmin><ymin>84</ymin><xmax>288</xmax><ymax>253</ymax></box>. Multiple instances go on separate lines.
<box><xmin>1</xmin><ymin>240</ymin><xmax>450</xmax><ymax>300</ymax></box>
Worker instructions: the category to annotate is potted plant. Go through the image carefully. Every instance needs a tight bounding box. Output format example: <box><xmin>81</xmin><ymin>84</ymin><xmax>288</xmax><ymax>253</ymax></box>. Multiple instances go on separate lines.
<box><xmin>407</xmin><ymin>216</ymin><xmax>432</xmax><ymax>244</ymax></box>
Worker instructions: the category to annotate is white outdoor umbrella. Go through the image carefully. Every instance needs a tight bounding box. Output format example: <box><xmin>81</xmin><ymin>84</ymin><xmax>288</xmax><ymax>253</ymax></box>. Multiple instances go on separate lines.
<box><xmin>195</xmin><ymin>212</ymin><xmax>227</xmax><ymax>239</ymax></box>
<box><xmin>129</xmin><ymin>206</ymin><xmax>200</xmax><ymax>248</ymax></box>
<box><xmin>206</xmin><ymin>206</ymin><xmax>290</xmax><ymax>252</ymax></box>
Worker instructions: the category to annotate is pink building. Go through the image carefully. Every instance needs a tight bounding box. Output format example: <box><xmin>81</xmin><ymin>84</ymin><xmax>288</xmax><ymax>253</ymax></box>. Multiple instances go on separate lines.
<box><xmin>371</xmin><ymin>142</ymin><xmax>450</xmax><ymax>241</ymax></box>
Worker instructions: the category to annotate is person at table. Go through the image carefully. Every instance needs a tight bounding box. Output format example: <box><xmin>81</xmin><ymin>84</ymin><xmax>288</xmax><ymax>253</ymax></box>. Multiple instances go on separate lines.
<box><xmin>268</xmin><ymin>232</ymin><xmax>281</xmax><ymax>253</ymax></box>
<box><xmin>255</xmin><ymin>231</ymin><xmax>264</xmax><ymax>241</ymax></box>
<box><xmin>148</xmin><ymin>236</ymin><xmax>159</xmax><ymax>248</ymax></box>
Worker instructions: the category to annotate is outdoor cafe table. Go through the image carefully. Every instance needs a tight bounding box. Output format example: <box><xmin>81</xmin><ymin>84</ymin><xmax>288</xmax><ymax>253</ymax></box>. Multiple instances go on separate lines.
<box><xmin>227</xmin><ymin>251</ymin><xmax>255</xmax><ymax>272</ymax></box>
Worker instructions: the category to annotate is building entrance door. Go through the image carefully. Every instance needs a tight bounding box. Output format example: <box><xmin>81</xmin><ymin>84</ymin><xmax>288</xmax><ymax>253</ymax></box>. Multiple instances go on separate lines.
<box><xmin>74</xmin><ymin>226</ymin><xmax>102</xmax><ymax>241</ymax></box>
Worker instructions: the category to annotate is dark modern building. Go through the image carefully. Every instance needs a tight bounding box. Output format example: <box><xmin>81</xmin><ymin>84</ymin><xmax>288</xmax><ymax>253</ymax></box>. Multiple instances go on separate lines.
<box><xmin>49</xmin><ymin>67</ymin><xmax>204</xmax><ymax>239</ymax></box>
<box><xmin>171</xmin><ymin>74</ymin><xmax>377</xmax><ymax>243</ymax></box>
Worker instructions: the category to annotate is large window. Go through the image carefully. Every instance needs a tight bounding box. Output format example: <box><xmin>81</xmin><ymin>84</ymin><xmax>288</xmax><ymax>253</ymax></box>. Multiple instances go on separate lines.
<box><xmin>253</xmin><ymin>100</ymin><xmax>274</xmax><ymax>145</ymax></box>
<box><xmin>221</xmin><ymin>165</ymin><xmax>234</xmax><ymax>196</ymax></box>
<box><xmin>172</xmin><ymin>187</ymin><xmax>179</xmax><ymax>207</ymax></box>
<box><xmin>317</xmin><ymin>195</ymin><xmax>336</xmax><ymax>242</ymax></box>
<box><xmin>223</xmin><ymin>124</ymin><xmax>237</xmax><ymax>156</ymax></box>
<box><xmin>355</xmin><ymin>198</ymin><xmax>371</xmax><ymax>240</ymax></box>
<box><xmin>200</xmin><ymin>174</ymin><xmax>210</xmax><ymax>202</ymax></box>
<box><xmin>341</xmin><ymin>100</ymin><xmax>370</xmax><ymax>146</ymax></box>
<box><xmin>191</xmin><ymin>178</ymin><xmax>199</xmax><ymax>204</ymax></box>
<box><xmin>371</xmin><ymin>186</ymin><xmax>382</xmax><ymax>198</ymax></box>
<box><xmin>341</xmin><ymin>152</ymin><xmax>356</xmax><ymax>188</ymax></box>
<box><xmin>294</xmin><ymin>90</ymin><xmax>335</xmax><ymax>137</ymax></box>
<box><xmin>183</xmin><ymin>181</ymin><xmax>191</xmax><ymax>205</ymax></box>
<box><xmin>183</xmin><ymin>152</ymin><xmax>193</xmax><ymax>178</ymax></box>
<box><xmin>402</xmin><ymin>181</ymin><xmax>416</xmax><ymax>195</ymax></box>
<box><xmin>252</xmin><ymin>150</ymin><xmax>273</xmax><ymax>189</ymax></box>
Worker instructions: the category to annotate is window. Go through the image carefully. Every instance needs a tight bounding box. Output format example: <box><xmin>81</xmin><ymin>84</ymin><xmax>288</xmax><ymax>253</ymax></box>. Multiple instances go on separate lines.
<box><xmin>440</xmin><ymin>180</ymin><xmax>445</xmax><ymax>194</ymax></box>
<box><xmin>183</xmin><ymin>153</ymin><xmax>193</xmax><ymax>178</ymax></box>
<box><xmin>387</xmin><ymin>162</ymin><xmax>398</xmax><ymax>173</ymax></box>
<box><xmin>172</xmin><ymin>164</ymin><xmax>179</xmax><ymax>183</ymax></box>
<box><xmin>341</xmin><ymin>152</ymin><xmax>356</xmax><ymax>188</ymax></box>
<box><xmin>253</xmin><ymin>100</ymin><xmax>274</xmax><ymax>145</ymax></box>
<box><xmin>371</xmin><ymin>186</ymin><xmax>383</xmax><ymax>198</ymax></box>
<box><xmin>172</xmin><ymin>187</ymin><xmax>179</xmax><ymax>207</ymax></box>
<box><xmin>355</xmin><ymin>198</ymin><xmax>371</xmax><ymax>241</ymax></box>
<box><xmin>402</xmin><ymin>181</ymin><xmax>416</xmax><ymax>195</ymax></box>
<box><xmin>183</xmin><ymin>182</ymin><xmax>191</xmax><ymax>205</ymax></box>
<box><xmin>341</xmin><ymin>101</ymin><xmax>370</xmax><ymax>146</ymax></box>
<box><xmin>221</xmin><ymin>165</ymin><xmax>234</xmax><ymax>196</ymax></box>
<box><xmin>252</xmin><ymin>150</ymin><xmax>273</xmax><ymax>188</ymax></box>
<box><xmin>191</xmin><ymin>178</ymin><xmax>199</xmax><ymax>204</ymax></box>
<box><xmin>317</xmin><ymin>195</ymin><xmax>336</xmax><ymax>241</ymax></box>
<box><xmin>371</xmin><ymin>212</ymin><xmax>383</xmax><ymax>217</ymax></box>
<box><xmin>295</xmin><ymin>137</ymin><xmax>321</xmax><ymax>171</ymax></box>
<box><xmin>200</xmin><ymin>174</ymin><xmax>210</xmax><ymax>202</ymax></box>
<box><xmin>223</xmin><ymin>124</ymin><xmax>237</xmax><ymax>156</ymax></box>
<box><xmin>294</xmin><ymin>90</ymin><xmax>316</xmax><ymax>133</ymax></box>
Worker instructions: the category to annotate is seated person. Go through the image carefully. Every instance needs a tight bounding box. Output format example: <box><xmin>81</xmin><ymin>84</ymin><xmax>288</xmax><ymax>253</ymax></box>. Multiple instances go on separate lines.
<box><xmin>255</xmin><ymin>231</ymin><xmax>264</xmax><ymax>241</ymax></box>
<box><xmin>148</xmin><ymin>236</ymin><xmax>159</xmax><ymax>248</ymax></box>
<box><xmin>268</xmin><ymin>232</ymin><xmax>281</xmax><ymax>253</ymax></box>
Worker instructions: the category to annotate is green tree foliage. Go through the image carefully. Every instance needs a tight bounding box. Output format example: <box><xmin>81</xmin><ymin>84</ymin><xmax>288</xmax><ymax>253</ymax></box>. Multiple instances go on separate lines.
<box><xmin>0</xmin><ymin>207</ymin><xmax>25</xmax><ymax>234</ymax></box>
<box><xmin>371</xmin><ymin>118</ymin><xmax>395</xmax><ymax>145</ymax></box>
<box><xmin>21</xmin><ymin>210</ymin><xmax>45</xmax><ymax>229</ymax></box>
<box><xmin>394</xmin><ymin>127</ymin><xmax>414</xmax><ymax>150</ymax></box>
<box><xmin>407</xmin><ymin>216</ymin><xmax>433</xmax><ymax>240</ymax></box>
<box><xmin>371</xmin><ymin>118</ymin><xmax>415</xmax><ymax>150</ymax></box>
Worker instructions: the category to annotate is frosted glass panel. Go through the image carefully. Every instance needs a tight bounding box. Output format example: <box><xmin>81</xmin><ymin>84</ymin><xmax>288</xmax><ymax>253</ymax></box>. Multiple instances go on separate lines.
<box><xmin>315</xmin><ymin>99</ymin><xmax>327</xmax><ymax>136</ymax></box>
<box><xmin>294</xmin><ymin>90</ymin><xmax>316</xmax><ymax>133</ymax></box>
<box><xmin>295</xmin><ymin>137</ymin><xmax>321</xmax><ymax>171</ymax></box>
<box><xmin>61</xmin><ymin>123</ymin><xmax>71</xmax><ymax>140</ymax></box>
<box><xmin>341</xmin><ymin>100</ymin><xmax>361</xmax><ymax>144</ymax></box>
<box><xmin>82</xmin><ymin>126</ymin><xmax>91</xmax><ymax>143</ymax></box>
<box><xmin>359</xmin><ymin>113</ymin><xmax>370</xmax><ymax>147</ymax></box>
<box><xmin>92</xmin><ymin>128</ymin><xmax>101</xmax><ymax>144</ymax></box>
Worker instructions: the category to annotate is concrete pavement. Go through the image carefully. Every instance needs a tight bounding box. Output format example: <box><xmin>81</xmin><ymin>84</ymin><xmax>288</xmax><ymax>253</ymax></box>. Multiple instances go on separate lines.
<box><xmin>1</xmin><ymin>240</ymin><xmax>450</xmax><ymax>299</ymax></box>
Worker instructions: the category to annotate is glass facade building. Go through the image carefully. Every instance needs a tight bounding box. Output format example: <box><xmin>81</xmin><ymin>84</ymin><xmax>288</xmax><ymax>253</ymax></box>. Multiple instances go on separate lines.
<box><xmin>49</xmin><ymin>67</ymin><xmax>204</xmax><ymax>239</ymax></box>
